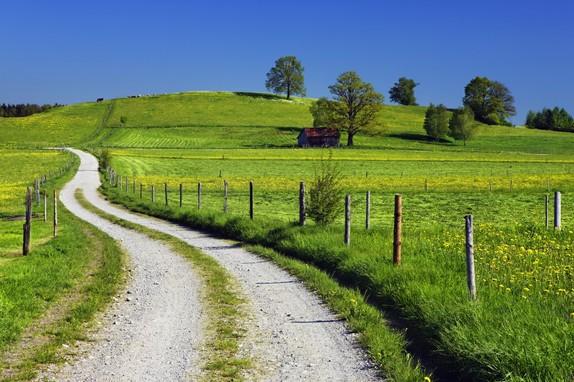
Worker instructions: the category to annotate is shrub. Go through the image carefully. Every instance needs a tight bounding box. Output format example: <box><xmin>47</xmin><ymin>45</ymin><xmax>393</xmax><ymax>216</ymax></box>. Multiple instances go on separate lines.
<box><xmin>306</xmin><ymin>154</ymin><xmax>343</xmax><ymax>225</ymax></box>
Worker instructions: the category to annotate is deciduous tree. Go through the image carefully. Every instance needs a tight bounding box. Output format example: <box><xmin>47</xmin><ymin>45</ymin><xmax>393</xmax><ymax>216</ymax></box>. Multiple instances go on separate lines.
<box><xmin>310</xmin><ymin>71</ymin><xmax>383</xmax><ymax>146</ymax></box>
<box><xmin>389</xmin><ymin>77</ymin><xmax>418</xmax><ymax>105</ymax></box>
<box><xmin>265</xmin><ymin>56</ymin><xmax>306</xmax><ymax>100</ymax></box>
<box><xmin>423</xmin><ymin>104</ymin><xmax>449</xmax><ymax>141</ymax></box>
<box><xmin>463</xmin><ymin>76</ymin><xmax>516</xmax><ymax>125</ymax></box>
<box><xmin>448</xmin><ymin>107</ymin><xmax>477</xmax><ymax>145</ymax></box>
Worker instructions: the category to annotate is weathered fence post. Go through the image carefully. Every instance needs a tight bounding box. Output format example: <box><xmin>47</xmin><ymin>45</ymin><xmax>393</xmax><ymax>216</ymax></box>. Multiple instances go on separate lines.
<box><xmin>133</xmin><ymin>178</ymin><xmax>136</xmax><ymax>193</ymax></box>
<box><xmin>344</xmin><ymin>194</ymin><xmax>351</xmax><ymax>246</ymax></box>
<box><xmin>179</xmin><ymin>184</ymin><xmax>183</xmax><ymax>208</ymax></box>
<box><xmin>53</xmin><ymin>189</ymin><xmax>58</xmax><ymax>238</ymax></box>
<box><xmin>140</xmin><ymin>183</ymin><xmax>143</xmax><ymax>199</ymax></box>
<box><xmin>223</xmin><ymin>180</ymin><xmax>228</xmax><ymax>213</ymax></box>
<box><xmin>249</xmin><ymin>181</ymin><xmax>254</xmax><ymax>220</ymax></box>
<box><xmin>34</xmin><ymin>178</ymin><xmax>40</xmax><ymax>205</ymax></box>
<box><xmin>510</xmin><ymin>178</ymin><xmax>513</xmax><ymax>192</ymax></box>
<box><xmin>198</xmin><ymin>182</ymin><xmax>202</xmax><ymax>210</ymax></box>
<box><xmin>365</xmin><ymin>191</ymin><xmax>371</xmax><ymax>230</ymax></box>
<box><xmin>393</xmin><ymin>194</ymin><xmax>402</xmax><ymax>265</ymax></box>
<box><xmin>424</xmin><ymin>179</ymin><xmax>428</xmax><ymax>192</ymax></box>
<box><xmin>299</xmin><ymin>181</ymin><xmax>305</xmax><ymax>226</ymax></box>
<box><xmin>44</xmin><ymin>191</ymin><xmax>47</xmax><ymax>222</ymax></box>
<box><xmin>151</xmin><ymin>185</ymin><xmax>155</xmax><ymax>203</ymax></box>
<box><xmin>465</xmin><ymin>215</ymin><xmax>477</xmax><ymax>300</ymax></box>
<box><xmin>489</xmin><ymin>179</ymin><xmax>492</xmax><ymax>192</ymax></box>
<box><xmin>545</xmin><ymin>194</ymin><xmax>549</xmax><ymax>229</ymax></box>
<box><xmin>164</xmin><ymin>183</ymin><xmax>168</xmax><ymax>206</ymax></box>
<box><xmin>554</xmin><ymin>191</ymin><xmax>561</xmax><ymax>230</ymax></box>
<box><xmin>23</xmin><ymin>188</ymin><xmax>32</xmax><ymax>255</ymax></box>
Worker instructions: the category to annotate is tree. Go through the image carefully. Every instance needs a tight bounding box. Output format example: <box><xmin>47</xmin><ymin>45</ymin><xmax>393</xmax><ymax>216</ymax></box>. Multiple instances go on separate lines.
<box><xmin>448</xmin><ymin>107</ymin><xmax>477</xmax><ymax>145</ymax></box>
<box><xmin>463</xmin><ymin>76</ymin><xmax>516</xmax><ymax>125</ymax></box>
<box><xmin>526</xmin><ymin>107</ymin><xmax>574</xmax><ymax>131</ymax></box>
<box><xmin>389</xmin><ymin>77</ymin><xmax>418</xmax><ymax>105</ymax></box>
<box><xmin>310</xmin><ymin>71</ymin><xmax>383</xmax><ymax>146</ymax></box>
<box><xmin>423</xmin><ymin>104</ymin><xmax>449</xmax><ymax>140</ymax></box>
<box><xmin>265</xmin><ymin>56</ymin><xmax>306</xmax><ymax>100</ymax></box>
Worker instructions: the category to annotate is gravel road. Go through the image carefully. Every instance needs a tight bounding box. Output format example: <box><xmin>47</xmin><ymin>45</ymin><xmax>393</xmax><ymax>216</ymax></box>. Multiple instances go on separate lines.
<box><xmin>56</xmin><ymin>148</ymin><xmax>380</xmax><ymax>381</ymax></box>
<box><xmin>44</xmin><ymin>154</ymin><xmax>205</xmax><ymax>381</ymax></box>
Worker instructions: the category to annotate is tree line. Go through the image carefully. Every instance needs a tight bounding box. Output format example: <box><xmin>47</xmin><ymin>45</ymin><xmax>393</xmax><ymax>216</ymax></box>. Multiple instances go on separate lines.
<box><xmin>264</xmin><ymin>56</ymin><xmax>540</xmax><ymax>146</ymax></box>
<box><xmin>0</xmin><ymin>103</ymin><xmax>62</xmax><ymax>118</ymax></box>
<box><xmin>525</xmin><ymin>108</ymin><xmax>574</xmax><ymax>132</ymax></box>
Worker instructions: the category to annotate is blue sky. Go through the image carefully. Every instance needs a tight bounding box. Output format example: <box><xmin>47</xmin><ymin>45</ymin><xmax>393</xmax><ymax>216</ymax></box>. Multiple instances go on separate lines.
<box><xmin>1</xmin><ymin>0</ymin><xmax>572</xmax><ymax>123</ymax></box>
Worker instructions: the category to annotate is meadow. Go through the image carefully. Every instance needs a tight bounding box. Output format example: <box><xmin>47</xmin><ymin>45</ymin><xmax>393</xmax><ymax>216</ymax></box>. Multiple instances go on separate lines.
<box><xmin>0</xmin><ymin>149</ymin><xmax>75</xmax><ymax>255</ymax></box>
<box><xmin>1</xmin><ymin>91</ymin><xmax>573</xmax><ymax>380</ymax></box>
<box><xmin>93</xmin><ymin>91</ymin><xmax>574</xmax><ymax>381</ymax></box>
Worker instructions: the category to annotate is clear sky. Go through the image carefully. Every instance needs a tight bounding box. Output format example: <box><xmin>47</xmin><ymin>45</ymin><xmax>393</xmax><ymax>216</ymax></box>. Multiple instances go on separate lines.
<box><xmin>1</xmin><ymin>0</ymin><xmax>572</xmax><ymax>123</ymax></box>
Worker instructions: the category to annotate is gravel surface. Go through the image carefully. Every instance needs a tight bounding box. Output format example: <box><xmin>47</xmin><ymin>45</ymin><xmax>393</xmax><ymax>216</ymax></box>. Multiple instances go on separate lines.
<box><xmin>58</xmin><ymin>148</ymin><xmax>380</xmax><ymax>381</ymax></box>
<box><xmin>43</xmin><ymin>153</ymin><xmax>205</xmax><ymax>381</ymax></box>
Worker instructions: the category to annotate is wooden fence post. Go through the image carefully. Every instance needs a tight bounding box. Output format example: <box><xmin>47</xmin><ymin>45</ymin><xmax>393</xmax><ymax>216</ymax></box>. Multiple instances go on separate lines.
<box><xmin>34</xmin><ymin>178</ymin><xmax>40</xmax><ymax>205</ymax></box>
<box><xmin>164</xmin><ymin>183</ymin><xmax>168</xmax><ymax>206</ymax></box>
<box><xmin>223</xmin><ymin>180</ymin><xmax>228</xmax><ymax>213</ymax></box>
<box><xmin>545</xmin><ymin>194</ymin><xmax>549</xmax><ymax>229</ymax></box>
<box><xmin>465</xmin><ymin>215</ymin><xmax>477</xmax><ymax>300</ymax></box>
<box><xmin>554</xmin><ymin>191</ymin><xmax>561</xmax><ymax>230</ymax></box>
<box><xmin>53</xmin><ymin>189</ymin><xmax>58</xmax><ymax>238</ymax></box>
<box><xmin>249</xmin><ymin>181</ymin><xmax>254</xmax><ymax>220</ymax></box>
<box><xmin>299</xmin><ymin>181</ymin><xmax>305</xmax><ymax>226</ymax></box>
<box><xmin>424</xmin><ymin>179</ymin><xmax>428</xmax><ymax>192</ymax></box>
<box><xmin>365</xmin><ymin>191</ymin><xmax>371</xmax><ymax>230</ymax></box>
<box><xmin>44</xmin><ymin>191</ymin><xmax>47</xmax><ymax>222</ymax></box>
<box><xmin>179</xmin><ymin>184</ymin><xmax>183</xmax><ymax>208</ymax></box>
<box><xmin>125</xmin><ymin>176</ymin><xmax>129</xmax><ymax>192</ymax></box>
<box><xmin>198</xmin><ymin>182</ymin><xmax>202</xmax><ymax>210</ymax></box>
<box><xmin>344</xmin><ymin>194</ymin><xmax>351</xmax><ymax>246</ymax></box>
<box><xmin>140</xmin><ymin>183</ymin><xmax>143</xmax><ymax>199</ymax></box>
<box><xmin>393</xmin><ymin>194</ymin><xmax>402</xmax><ymax>265</ymax></box>
<box><xmin>23</xmin><ymin>188</ymin><xmax>32</xmax><ymax>255</ymax></box>
<box><xmin>510</xmin><ymin>178</ymin><xmax>513</xmax><ymax>192</ymax></box>
<box><xmin>151</xmin><ymin>185</ymin><xmax>155</xmax><ymax>203</ymax></box>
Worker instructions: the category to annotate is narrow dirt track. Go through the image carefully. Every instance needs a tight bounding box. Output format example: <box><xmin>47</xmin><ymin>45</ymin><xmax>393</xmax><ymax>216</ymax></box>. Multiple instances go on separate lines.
<box><xmin>46</xmin><ymin>156</ymin><xmax>204</xmax><ymax>381</ymax></box>
<box><xmin>55</xmin><ymin>148</ymin><xmax>380</xmax><ymax>381</ymax></box>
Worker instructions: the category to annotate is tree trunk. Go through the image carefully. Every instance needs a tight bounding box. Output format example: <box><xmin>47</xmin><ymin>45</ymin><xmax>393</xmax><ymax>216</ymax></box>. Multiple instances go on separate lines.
<box><xmin>347</xmin><ymin>132</ymin><xmax>354</xmax><ymax>146</ymax></box>
<box><xmin>287</xmin><ymin>82</ymin><xmax>291</xmax><ymax>100</ymax></box>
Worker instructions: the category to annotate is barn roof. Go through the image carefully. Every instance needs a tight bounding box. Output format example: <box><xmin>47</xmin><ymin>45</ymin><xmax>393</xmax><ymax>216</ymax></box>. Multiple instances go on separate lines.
<box><xmin>298</xmin><ymin>128</ymin><xmax>340</xmax><ymax>138</ymax></box>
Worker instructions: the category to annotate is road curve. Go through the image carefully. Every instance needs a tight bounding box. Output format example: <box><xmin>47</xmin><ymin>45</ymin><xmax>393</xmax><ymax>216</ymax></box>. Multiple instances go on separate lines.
<box><xmin>45</xmin><ymin>153</ymin><xmax>204</xmax><ymax>381</ymax></box>
<box><xmin>60</xmin><ymin>148</ymin><xmax>380</xmax><ymax>381</ymax></box>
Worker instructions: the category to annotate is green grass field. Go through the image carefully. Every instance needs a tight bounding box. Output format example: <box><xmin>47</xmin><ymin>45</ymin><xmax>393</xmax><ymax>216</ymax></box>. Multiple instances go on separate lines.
<box><xmin>2</xmin><ymin>91</ymin><xmax>573</xmax><ymax>380</ymax></box>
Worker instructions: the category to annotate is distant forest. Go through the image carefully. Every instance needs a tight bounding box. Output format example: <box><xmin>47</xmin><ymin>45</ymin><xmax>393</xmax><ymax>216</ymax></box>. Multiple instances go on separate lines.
<box><xmin>0</xmin><ymin>103</ymin><xmax>62</xmax><ymax>118</ymax></box>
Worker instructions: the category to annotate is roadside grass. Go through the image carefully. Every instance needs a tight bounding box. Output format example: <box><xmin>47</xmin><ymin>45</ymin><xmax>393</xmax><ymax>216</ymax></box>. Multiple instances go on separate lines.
<box><xmin>101</xmin><ymin>183</ymin><xmax>574</xmax><ymax>381</ymax></box>
<box><xmin>74</xmin><ymin>190</ymin><xmax>252</xmax><ymax>381</ymax></box>
<box><xmin>0</xmin><ymin>206</ymin><xmax>125</xmax><ymax>381</ymax></box>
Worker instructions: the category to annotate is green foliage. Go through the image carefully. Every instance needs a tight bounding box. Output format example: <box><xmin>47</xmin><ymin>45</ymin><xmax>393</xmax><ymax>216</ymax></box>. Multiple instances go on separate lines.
<box><xmin>525</xmin><ymin>107</ymin><xmax>574</xmax><ymax>131</ymax></box>
<box><xmin>389</xmin><ymin>77</ymin><xmax>418</xmax><ymax>105</ymax></box>
<box><xmin>463</xmin><ymin>76</ymin><xmax>516</xmax><ymax>125</ymax></box>
<box><xmin>448</xmin><ymin>107</ymin><xmax>477</xmax><ymax>145</ymax></box>
<box><xmin>265</xmin><ymin>56</ymin><xmax>306</xmax><ymax>99</ymax></box>
<box><xmin>423</xmin><ymin>103</ymin><xmax>449</xmax><ymax>140</ymax></box>
<box><xmin>309</xmin><ymin>97</ymin><xmax>334</xmax><ymax>128</ymax></box>
<box><xmin>98</xmin><ymin>148</ymin><xmax>112</xmax><ymax>171</ymax></box>
<box><xmin>306</xmin><ymin>155</ymin><xmax>343</xmax><ymax>225</ymax></box>
<box><xmin>316</xmin><ymin>72</ymin><xmax>383</xmax><ymax>146</ymax></box>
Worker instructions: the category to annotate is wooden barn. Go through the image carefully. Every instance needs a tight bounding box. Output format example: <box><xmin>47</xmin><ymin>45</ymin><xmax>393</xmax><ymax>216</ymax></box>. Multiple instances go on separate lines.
<box><xmin>297</xmin><ymin>128</ymin><xmax>340</xmax><ymax>147</ymax></box>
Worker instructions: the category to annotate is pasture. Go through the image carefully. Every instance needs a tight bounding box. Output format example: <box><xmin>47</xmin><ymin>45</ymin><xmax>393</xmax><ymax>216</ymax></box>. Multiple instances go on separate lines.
<box><xmin>97</xmin><ymin>91</ymin><xmax>574</xmax><ymax>381</ymax></box>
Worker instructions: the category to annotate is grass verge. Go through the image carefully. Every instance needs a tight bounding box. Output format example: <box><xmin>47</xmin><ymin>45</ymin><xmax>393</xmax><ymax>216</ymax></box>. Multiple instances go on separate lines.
<box><xmin>99</xmin><ymin>184</ymin><xmax>427</xmax><ymax>381</ymax></box>
<box><xmin>74</xmin><ymin>190</ymin><xmax>252</xmax><ymax>381</ymax></box>
<box><xmin>0</xmin><ymin>205</ymin><xmax>125</xmax><ymax>381</ymax></box>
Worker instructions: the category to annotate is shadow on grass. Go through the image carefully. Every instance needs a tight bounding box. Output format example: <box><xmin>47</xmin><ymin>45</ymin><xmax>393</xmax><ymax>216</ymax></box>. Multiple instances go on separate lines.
<box><xmin>389</xmin><ymin>133</ymin><xmax>453</xmax><ymax>144</ymax></box>
<box><xmin>233</xmin><ymin>92</ymin><xmax>286</xmax><ymax>101</ymax></box>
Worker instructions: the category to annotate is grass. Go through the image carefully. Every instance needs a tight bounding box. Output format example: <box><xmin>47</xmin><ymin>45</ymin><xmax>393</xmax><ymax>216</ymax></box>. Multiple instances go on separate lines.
<box><xmin>0</xmin><ymin>102</ymin><xmax>109</xmax><ymax>148</ymax></box>
<box><xmin>0</xmin><ymin>203</ymin><xmax>125</xmax><ymax>381</ymax></box>
<box><xmin>102</xmin><ymin>170</ymin><xmax>574</xmax><ymax>382</ymax></box>
<box><xmin>74</xmin><ymin>190</ymin><xmax>252</xmax><ymax>381</ymax></box>
<box><xmin>0</xmin><ymin>149</ymin><xmax>76</xmax><ymax>255</ymax></box>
